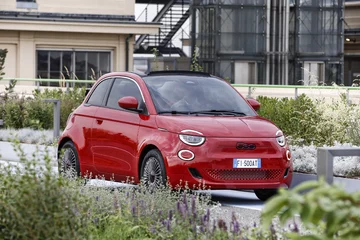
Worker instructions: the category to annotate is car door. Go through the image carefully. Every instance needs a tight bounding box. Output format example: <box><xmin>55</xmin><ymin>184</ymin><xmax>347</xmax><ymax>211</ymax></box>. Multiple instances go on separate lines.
<box><xmin>91</xmin><ymin>77</ymin><xmax>144</xmax><ymax>181</ymax></box>
<box><xmin>80</xmin><ymin>77</ymin><xmax>112</xmax><ymax>174</ymax></box>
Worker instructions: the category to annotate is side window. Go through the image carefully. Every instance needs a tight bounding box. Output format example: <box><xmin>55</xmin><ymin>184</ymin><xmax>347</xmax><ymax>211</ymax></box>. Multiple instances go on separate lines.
<box><xmin>87</xmin><ymin>78</ymin><xmax>111</xmax><ymax>106</ymax></box>
<box><xmin>106</xmin><ymin>79</ymin><xmax>143</xmax><ymax>110</ymax></box>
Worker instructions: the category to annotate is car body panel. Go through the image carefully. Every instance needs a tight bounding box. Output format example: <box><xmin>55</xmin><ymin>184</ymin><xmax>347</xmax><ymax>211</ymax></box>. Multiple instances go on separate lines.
<box><xmin>155</xmin><ymin>115</ymin><xmax>280</xmax><ymax>138</ymax></box>
<box><xmin>90</xmin><ymin>107</ymin><xmax>140</xmax><ymax>181</ymax></box>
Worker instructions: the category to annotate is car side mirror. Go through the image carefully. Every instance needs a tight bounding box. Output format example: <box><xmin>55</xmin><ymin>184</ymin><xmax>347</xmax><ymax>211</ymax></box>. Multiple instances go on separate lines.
<box><xmin>118</xmin><ymin>96</ymin><xmax>142</xmax><ymax>112</ymax></box>
<box><xmin>247</xmin><ymin>99</ymin><xmax>260</xmax><ymax>111</ymax></box>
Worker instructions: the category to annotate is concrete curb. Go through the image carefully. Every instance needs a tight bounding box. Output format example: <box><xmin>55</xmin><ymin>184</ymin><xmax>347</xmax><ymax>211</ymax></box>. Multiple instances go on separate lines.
<box><xmin>291</xmin><ymin>172</ymin><xmax>360</xmax><ymax>193</ymax></box>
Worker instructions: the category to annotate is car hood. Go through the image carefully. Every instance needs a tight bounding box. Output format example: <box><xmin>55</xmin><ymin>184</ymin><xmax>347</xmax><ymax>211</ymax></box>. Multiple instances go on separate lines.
<box><xmin>155</xmin><ymin>115</ymin><xmax>281</xmax><ymax>138</ymax></box>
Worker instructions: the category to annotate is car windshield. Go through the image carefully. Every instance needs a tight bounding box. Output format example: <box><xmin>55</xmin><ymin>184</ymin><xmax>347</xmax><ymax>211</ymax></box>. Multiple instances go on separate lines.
<box><xmin>142</xmin><ymin>74</ymin><xmax>257</xmax><ymax>117</ymax></box>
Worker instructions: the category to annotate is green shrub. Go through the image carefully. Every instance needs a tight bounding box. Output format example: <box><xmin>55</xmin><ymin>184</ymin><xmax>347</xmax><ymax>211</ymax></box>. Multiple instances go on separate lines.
<box><xmin>25</xmin><ymin>99</ymin><xmax>53</xmax><ymax>130</ymax></box>
<box><xmin>32</xmin><ymin>86</ymin><xmax>86</xmax><ymax>129</ymax></box>
<box><xmin>0</xmin><ymin>142</ymin><xmax>91</xmax><ymax>240</ymax></box>
<box><xmin>0</xmin><ymin>139</ymin><xmax>292</xmax><ymax>240</ymax></box>
<box><xmin>3</xmin><ymin>98</ymin><xmax>27</xmax><ymax>129</ymax></box>
<box><xmin>262</xmin><ymin>179</ymin><xmax>360</xmax><ymax>239</ymax></box>
<box><xmin>257</xmin><ymin>94</ymin><xmax>322</xmax><ymax>146</ymax></box>
<box><xmin>0</xmin><ymin>86</ymin><xmax>86</xmax><ymax>130</ymax></box>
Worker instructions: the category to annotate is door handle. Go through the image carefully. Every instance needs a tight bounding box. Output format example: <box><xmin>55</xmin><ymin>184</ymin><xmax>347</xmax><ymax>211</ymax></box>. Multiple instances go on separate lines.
<box><xmin>96</xmin><ymin>119</ymin><xmax>103</xmax><ymax>125</ymax></box>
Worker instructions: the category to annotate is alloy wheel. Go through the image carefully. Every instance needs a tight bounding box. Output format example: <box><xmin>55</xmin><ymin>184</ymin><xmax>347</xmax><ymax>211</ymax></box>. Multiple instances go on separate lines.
<box><xmin>142</xmin><ymin>157</ymin><xmax>163</xmax><ymax>191</ymax></box>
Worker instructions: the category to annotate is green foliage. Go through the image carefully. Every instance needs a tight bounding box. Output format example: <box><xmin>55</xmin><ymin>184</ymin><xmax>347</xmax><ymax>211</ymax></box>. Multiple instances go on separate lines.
<box><xmin>151</xmin><ymin>48</ymin><xmax>160</xmax><ymax>71</ymax></box>
<box><xmin>261</xmin><ymin>179</ymin><xmax>360</xmax><ymax>239</ymax></box>
<box><xmin>190</xmin><ymin>47</ymin><xmax>203</xmax><ymax>72</ymax></box>
<box><xmin>3</xmin><ymin>98</ymin><xmax>28</xmax><ymax>129</ymax></box>
<box><xmin>0</xmin><ymin>141</ymin><xmax>91</xmax><ymax>240</ymax></box>
<box><xmin>32</xmin><ymin>86</ymin><xmax>86</xmax><ymax>129</ymax></box>
<box><xmin>1</xmin><ymin>86</ymin><xmax>85</xmax><ymax>130</ymax></box>
<box><xmin>0</xmin><ymin>140</ymin><xmax>291</xmax><ymax>240</ymax></box>
<box><xmin>257</xmin><ymin>94</ymin><xmax>322</xmax><ymax>146</ymax></box>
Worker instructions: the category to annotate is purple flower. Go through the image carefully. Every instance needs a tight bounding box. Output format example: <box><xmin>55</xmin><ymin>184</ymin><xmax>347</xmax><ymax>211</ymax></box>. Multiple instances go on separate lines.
<box><xmin>179</xmin><ymin>203</ymin><xmax>186</xmax><ymax>218</ymax></box>
<box><xmin>233</xmin><ymin>220</ymin><xmax>240</xmax><ymax>234</ymax></box>
<box><xmin>212</xmin><ymin>219</ymin><xmax>216</xmax><ymax>233</ymax></box>
<box><xmin>200</xmin><ymin>225</ymin><xmax>205</xmax><ymax>233</ymax></box>
<box><xmin>168</xmin><ymin>210</ymin><xmax>173</xmax><ymax>221</ymax></box>
<box><xmin>191</xmin><ymin>195</ymin><xmax>196</xmax><ymax>214</ymax></box>
<box><xmin>113</xmin><ymin>194</ymin><xmax>119</xmax><ymax>210</ymax></box>
<box><xmin>290</xmin><ymin>221</ymin><xmax>299</xmax><ymax>233</ymax></box>
<box><xmin>177</xmin><ymin>200</ymin><xmax>181</xmax><ymax>212</ymax></box>
<box><xmin>206</xmin><ymin>208</ymin><xmax>210</xmax><ymax>221</ymax></box>
<box><xmin>131</xmin><ymin>205</ymin><xmax>136</xmax><ymax>217</ymax></box>
<box><xmin>182</xmin><ymin>193</ymin><xmax>188</xmax><ymax>211</ymax></box>
<box><xmin>193</xmin><ymin>211</ymin><xmax>197</xmax><ymax>221</ymax></box>
<box><xmin>166</xmin><ymin>220</ymin><xmax>171</xmax><ymax>231</ymax></box>
<box><xmin>158</xmin><ymin>210</ymin><xmax>163</xmax><ymax>219</ymax></box>
<box><xmin>202</xmin><ymin>214</ymin><xmax>206</xmax><ymax>224</ymax></box>
<box><xmin>95</xmin><ymin>196</ymin><xmax>99</xmax><ymax>201</ymax></box>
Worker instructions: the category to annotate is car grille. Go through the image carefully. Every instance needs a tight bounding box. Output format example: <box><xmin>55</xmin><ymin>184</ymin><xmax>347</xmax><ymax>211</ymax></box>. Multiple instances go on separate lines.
<box><xmin>205</xmin><ymin>169</ymin><xmax>283</xmax><ymax>181</ymax></box>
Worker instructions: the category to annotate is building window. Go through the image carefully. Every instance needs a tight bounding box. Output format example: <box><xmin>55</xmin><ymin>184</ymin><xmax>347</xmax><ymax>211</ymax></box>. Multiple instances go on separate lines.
<box><xmin>17</xmin><ymin>0</ymin><xmax>37</xmax><ymax>9</ymax></box>
<box><xmin>36</xmin><ymin>50</ymin><xmax>112</xmax><ymax>87</ymax></box>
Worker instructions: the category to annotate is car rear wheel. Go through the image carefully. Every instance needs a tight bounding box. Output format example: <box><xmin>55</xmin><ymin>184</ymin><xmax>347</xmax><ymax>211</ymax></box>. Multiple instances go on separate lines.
<box><xmin>254</xmin><ymin>189</ymin><xmax>278</xmax><ymax>201</ymax></box>
<box><xmin>140</xmin><ymin>149</ymin><xmax>167</xmax><ymax>192</ymax></box>
<box><xmin>58</xmin><ymin>141</ymin><xmax>80</xmax><ymax>178</ymax></box>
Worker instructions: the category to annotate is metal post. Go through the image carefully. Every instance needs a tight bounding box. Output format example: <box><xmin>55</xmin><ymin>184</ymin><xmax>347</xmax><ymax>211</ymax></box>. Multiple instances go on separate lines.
<box><xmin>295</xmin><ymin>87</ymin><xmax>298</xmax><ymax>99</ymax></box>
<box><xmin>43</xmin><ymin>99</ymin><xmax>61</xmax><ymax>139</ymax></box>
<box><xmin>317</xmin><ymin>148</ymin><xmax>334</xmax><ymax>184</ymax></box>
<box><xmin>66</xmin><ymin>81</ymin><xmax>70</xmax><ymax>94</ymax></box>
<box><xmin>248</xmin><ymin>87</ymin><xmax>252</xmax><ymax>98</ymax></box>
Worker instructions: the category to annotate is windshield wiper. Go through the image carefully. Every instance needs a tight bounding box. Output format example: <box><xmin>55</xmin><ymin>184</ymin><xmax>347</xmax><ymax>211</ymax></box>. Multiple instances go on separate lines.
<box><xmin>157</xmin><ymin>111</ymin><xmax>192</xmax><ymax>115</ymax></box>
<box><xmin>191</xmin><ymin>110</ymin><xmax>247</xmax><ymax>116</ymax></box>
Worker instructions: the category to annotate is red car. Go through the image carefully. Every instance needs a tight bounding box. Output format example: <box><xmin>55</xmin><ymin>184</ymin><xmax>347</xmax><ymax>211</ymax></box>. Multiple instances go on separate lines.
<box><xmin>58</xmin><ymin>71</ymin><xmax>293</xmax><ymax>201</ymax></box>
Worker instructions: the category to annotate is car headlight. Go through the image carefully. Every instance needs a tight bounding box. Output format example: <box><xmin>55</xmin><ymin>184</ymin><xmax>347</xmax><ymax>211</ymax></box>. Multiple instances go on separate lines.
<box><xmin>179</xmin><ymin>134</ymin><xmax>205</xmax><ymax>146</ymax></box>
<box><xmin>276</xmin><ymin>135</ymin><xmax>286</xmax><ymax>147</ymax></box>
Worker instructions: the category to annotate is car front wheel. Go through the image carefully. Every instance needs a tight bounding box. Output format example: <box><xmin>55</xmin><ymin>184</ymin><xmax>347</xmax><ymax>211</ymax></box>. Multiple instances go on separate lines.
<box><xmin>254</xmin><ymin>189</ymin><xmax>278</xmax><ymax>201</ymax></box>
<box><xmin>140</xmin><ymin>149</ymin><xmax>167</xmax><ymax>192</ymax></box>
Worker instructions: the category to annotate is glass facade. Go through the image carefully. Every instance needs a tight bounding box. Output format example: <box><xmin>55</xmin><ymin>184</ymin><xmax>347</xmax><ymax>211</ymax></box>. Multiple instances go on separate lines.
<box><xmin>191</xmin><ymin>0</ymin><xmax>344</xmax><ymax>85</ymax></box>
<box><xmin>36</xmin><ymin>50</ymin><xmax>111</xmax><ymax>87</ymax></box>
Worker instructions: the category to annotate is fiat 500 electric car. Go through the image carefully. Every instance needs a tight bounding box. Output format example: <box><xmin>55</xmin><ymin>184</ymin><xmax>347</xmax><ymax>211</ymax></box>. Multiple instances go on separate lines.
<box><xmin>58</xmin><ymin>71</ymin><xmax>293</xmax><ymax>201</ymax></box>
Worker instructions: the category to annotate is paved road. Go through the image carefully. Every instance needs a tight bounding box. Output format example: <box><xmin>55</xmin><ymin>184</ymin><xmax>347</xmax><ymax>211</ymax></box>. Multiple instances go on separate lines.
<box><xmin>0</xmin><ymin>159</ymin><xmax>264</xmax><ymax>211</ymax></box>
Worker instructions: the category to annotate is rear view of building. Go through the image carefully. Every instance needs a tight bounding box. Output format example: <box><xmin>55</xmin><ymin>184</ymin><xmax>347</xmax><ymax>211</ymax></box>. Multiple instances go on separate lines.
<box><xmin>0</xmin><ymin>0</ymin><xmax>159</xmax><ymax>86</ymax></box>
<box><xmin>191</xmin><ymin>0</ymin><xmax>344</xmax><ymax>85</ymax></box>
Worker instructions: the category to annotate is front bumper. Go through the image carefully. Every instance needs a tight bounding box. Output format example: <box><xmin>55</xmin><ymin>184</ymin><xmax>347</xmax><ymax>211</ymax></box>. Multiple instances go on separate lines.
<box><xmin>163</xmin><ymin>136</ymin><xmax>293</xmax><ymax>190</ymax></box>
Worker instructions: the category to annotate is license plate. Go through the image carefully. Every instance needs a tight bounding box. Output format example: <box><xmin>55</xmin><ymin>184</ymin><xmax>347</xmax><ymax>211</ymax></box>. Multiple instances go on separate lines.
<box><xmin>233</xmin><ymin>158</ymin><xmax>261</xmax><ymax>168</ymax></box>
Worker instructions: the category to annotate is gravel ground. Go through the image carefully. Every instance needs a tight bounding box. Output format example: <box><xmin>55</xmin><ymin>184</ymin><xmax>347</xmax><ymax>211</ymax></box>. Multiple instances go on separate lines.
<box><xmin>211</xmin><ymin>205</ymin><xmax>261</xmax><ymax>229</ymax></box>
<box><xmin>209</xmin><ymin>204</ymin><xmax>309</xmax><ymax>237</ymax></box>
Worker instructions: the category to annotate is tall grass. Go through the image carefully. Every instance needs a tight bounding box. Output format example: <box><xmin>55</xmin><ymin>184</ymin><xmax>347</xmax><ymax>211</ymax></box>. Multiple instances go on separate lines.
<box><xmin>0</xmin><ymin>140</ymin><xmax>292</xmax><ymax>239</ymax></box>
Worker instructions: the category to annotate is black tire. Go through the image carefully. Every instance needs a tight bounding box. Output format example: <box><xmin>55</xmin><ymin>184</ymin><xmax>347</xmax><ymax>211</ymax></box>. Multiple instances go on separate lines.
<box><xmin>254</xmin><ymin>189</ymin><xmax>278</xmax><ymax>201</ymax></box>
<box><xmin>58</xmin><ymin>141</ymin><xmax>81</xmax><ymax>178</ymax></box>
<box><xmin>140</xmin><ymin>149</ymin><xmax>167</xmax><ymax>192</ymax></box>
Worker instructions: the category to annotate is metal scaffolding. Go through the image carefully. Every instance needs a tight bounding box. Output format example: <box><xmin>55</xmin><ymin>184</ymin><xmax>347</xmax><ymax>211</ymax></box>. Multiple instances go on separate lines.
<box><xmin>191</xmin><ymin>0</ymin><xmax>344</xmax><ymax>85</ymax></box>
